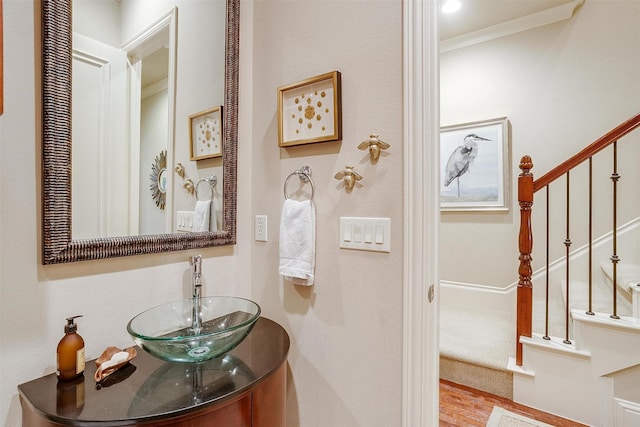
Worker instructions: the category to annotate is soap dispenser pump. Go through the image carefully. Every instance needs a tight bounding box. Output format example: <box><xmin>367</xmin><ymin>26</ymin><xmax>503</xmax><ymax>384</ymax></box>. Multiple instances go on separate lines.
<box><xmin>56</xmin><ymin>315</ymin><xmax>85</xmax><ymax>381</ymax></box>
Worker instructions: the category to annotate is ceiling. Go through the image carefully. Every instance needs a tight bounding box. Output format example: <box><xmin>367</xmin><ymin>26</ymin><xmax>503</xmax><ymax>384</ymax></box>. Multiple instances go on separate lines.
<box><xmin>439</xmin><ymin>0</ymin><xmax>575</xmax><ymax>40</ymax></box>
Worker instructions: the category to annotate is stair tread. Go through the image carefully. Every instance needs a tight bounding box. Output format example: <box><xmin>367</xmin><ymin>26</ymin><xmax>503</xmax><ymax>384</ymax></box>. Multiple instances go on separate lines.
<box><xmin>600</xmin><ymin>261</ymin><xmax>640</xmax><ymax>289</ymax></box>
<box><xmin>608</xmin><ymin>365</ymin><xmax>640</xmax><ymax>403</ymax></box>
<box><xmin>560</xmin><ymin>279</ymin><xmax>632</xmax><ymax>315</ymax></box>
<box><xmin>440</xmin><ymin>303</ymin><xmax>513</xmax><ymax>371</ymax></box>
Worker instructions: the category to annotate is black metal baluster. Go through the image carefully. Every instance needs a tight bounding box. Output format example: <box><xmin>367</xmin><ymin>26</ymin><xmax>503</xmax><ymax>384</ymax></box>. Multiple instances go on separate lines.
<box><xmin>564</xmin><ymin>171</ymin><xmax>572</xmax><ymax>344</ymax></box>
<box><xmin>587</xmin><ymin>158</ymin><xmax>594</xmax><ymax>315</ymax></box>
<box><xmin>543</xmin><ymin>186</ymin><xmax>550</xmax><ymax>340</ymax></box>
<box><xmin>611</xmin><ymin>141</ymin><xmax>620</xmax><ymax>319</ymax></box>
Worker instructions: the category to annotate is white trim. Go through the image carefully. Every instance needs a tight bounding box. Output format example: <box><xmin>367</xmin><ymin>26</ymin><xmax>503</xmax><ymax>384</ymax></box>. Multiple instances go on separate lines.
<box><xmin>164</xmin><ymin>10</ymin><xmax>177</xmax><ymax>233</ymax></box>
<box><xmin>121</xmin><ymin>8</ymin><xmax>176</xmax><ymax>61</ymax></box>
<box><xmin>441</xmin><ymin>279</ymin><xmax>514</xmax><ymax>295</ymax></box>
<box><xmin>504</xmin><ymin>217</ymin><xmax>640</xmax><ymax>289</ymax></box>
<box><xmin>128</xmin><ymin>58</ymin><xmax>142</xmax><ymax>235</ymax></box>
<box><xmin>440</xmin><ymin>279</ymin><xmax>516</xmax><ymax>313</ymax></box>
<box><xmin>142</xmin><ymin>77</ymin><xmax>169</xmax><ymax>100</ymax></box>
<box><xmin>572</xmin><ymin>309</ymin><xmax>640</xmax><ymax>332</ymax></box>
<box><xmin>402</xmin><ymin>0</ymin><xmax>440</xmax><ymax>426</ymax></box>
<box><xmin>122</xmin><ymin>7</ymin><xmax>177</xmax><ymax>234</ymax></box>
<box><xmin>71</xmin><ymin>47</ymin><xmax>110</xmax><ymax>237</ymax></box>
<box><xmin>614</xmin><ymin>398</ymin><xmax>640</xmax><ymax>426</ymax></box>
<box><xmin>443</xmin><ymin>216</ymin><xmax>640</xmax><ymax>296</ymax></box>
<box><xmin>520</xmin><ymin>333</ymin><xmax>591</xmax><ymax>358</ymax></box>
<box><xmin>440</xmin><ymin>0</ymin><xmax>584</xmax><ymax>53</ymax></box>
<box><xmin>507</xmin><ymin>357</ymin><xmax>535</xmax><ymax>377</ymax></box>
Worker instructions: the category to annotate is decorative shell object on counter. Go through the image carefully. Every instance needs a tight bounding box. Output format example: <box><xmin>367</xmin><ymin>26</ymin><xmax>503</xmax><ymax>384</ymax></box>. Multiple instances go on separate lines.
<box><xmin>94</xmin><ymin>346</ymin><xmax>137</xmax><ymax>383</ymax></box>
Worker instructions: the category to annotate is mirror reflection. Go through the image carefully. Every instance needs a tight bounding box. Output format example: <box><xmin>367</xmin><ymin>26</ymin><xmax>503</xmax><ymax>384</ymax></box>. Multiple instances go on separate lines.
<box><xmin>41</xmin><ymin>0</ymin><xmax>238</xmax><ymax>264</ymax></box>
<box><xmin>71</xmin><ymin>1</ymin><xmax>225</xmax><ymax>238</ymax></box>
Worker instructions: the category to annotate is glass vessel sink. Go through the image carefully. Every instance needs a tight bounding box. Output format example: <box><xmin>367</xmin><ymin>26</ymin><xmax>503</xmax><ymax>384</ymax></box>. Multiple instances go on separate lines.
<box><xmin>127</xmin><ymin>296</ymin><xmax>261</xmax><ymax>363</ymax></box>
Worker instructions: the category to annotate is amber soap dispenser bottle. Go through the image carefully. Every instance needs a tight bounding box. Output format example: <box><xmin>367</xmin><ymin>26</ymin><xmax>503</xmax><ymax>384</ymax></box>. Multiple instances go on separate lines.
<box><xmin>57</xmin><ymin>315</ymin><xmax>86</xmax><ymax>381</ymax></box>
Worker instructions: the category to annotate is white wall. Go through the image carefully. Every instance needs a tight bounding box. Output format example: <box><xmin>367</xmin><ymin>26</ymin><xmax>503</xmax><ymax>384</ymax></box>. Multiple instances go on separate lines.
<box><xmin>139</xmin><ymin>87</ymin><xmax>169</xmax><ymax>235</ymax></box>
<box><xmin>0</xmin><ymin>0</ymin><xmax>405</xmax><ymax>426</ymax></box>
<box><xmin>249</xmin><ymin>0</ymin><xmax>404</xmax><ymax>425</ymax></box>
<box><xmin>0</xmin><ymin>1</ymin><xmax>253</xmax><ymax>426</ymax></box>
<box><xmin>440</xmin><ymin>0</ymin><xmax>640</xmax><ymax>289</ymax></box>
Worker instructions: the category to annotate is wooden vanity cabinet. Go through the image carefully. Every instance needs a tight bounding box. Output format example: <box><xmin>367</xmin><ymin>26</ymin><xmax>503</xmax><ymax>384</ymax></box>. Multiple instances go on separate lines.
<box><xmin>144</xmin><ymin>362</ymin><xmax>286</xmax><ymax>427</ymax></box>
<box><xmin>18</xmin><ymin>318</ymin><xmax>289</xmax><ymax>427</ymax></box>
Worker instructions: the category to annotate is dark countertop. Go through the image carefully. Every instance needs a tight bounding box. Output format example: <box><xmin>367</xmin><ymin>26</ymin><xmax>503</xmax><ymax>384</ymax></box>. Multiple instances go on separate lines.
<box><xmin>18</xmin><ymin>317</ymin><xmax>290</xmax><ymax>426</ymax></box>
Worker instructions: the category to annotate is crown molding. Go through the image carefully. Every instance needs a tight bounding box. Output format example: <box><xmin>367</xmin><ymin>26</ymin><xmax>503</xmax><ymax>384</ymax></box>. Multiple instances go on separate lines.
<box><xmin>440</xmin><ymin>0</ymin><xmax>585</xmax><ymax>53</ymax></box>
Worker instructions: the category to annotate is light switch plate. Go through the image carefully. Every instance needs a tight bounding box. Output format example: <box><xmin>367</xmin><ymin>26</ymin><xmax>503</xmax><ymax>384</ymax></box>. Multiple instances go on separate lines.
<box><xmin>339</xmin><ymin>217</ymin><xmax>390</xmax><ymax>253</ymax></box>
<box><xmin>177</xmin><ymin>211</ymin><xmax>195</xmax><ymax>232</ymax></box>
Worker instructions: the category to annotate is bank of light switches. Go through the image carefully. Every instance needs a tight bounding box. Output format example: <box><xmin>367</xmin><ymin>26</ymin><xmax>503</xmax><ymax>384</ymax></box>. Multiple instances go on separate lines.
<box><xmin>339</xmin><ymin>217</ymin><xmax>390</xmax><ymax>253</ymax></box>
<box><xmin>176</xmin><ymin>211</ymin><xmax>195</xmax><ymax>232</ymax></box>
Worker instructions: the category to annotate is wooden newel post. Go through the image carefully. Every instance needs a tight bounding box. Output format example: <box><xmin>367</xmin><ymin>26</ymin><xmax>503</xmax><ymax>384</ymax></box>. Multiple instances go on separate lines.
<box><xmin>516</xmin><ymin>156</ymin><xmax>534</xmax><ymax>366</ymax></box>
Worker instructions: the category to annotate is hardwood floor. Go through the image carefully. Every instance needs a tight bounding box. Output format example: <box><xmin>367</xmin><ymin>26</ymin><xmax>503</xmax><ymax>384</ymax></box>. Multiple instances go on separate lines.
<box><xmin>439</xmin><ymin>379</ymin><xmax>589</xmax><ymax>426</ymax></box>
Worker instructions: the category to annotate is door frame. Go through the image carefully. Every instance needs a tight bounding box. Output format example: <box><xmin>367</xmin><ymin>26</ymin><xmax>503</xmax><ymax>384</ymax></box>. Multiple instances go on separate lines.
<box><xmin>402</xmin><ymin>1</ymin><xmax>440</xmax><ymax>425</ymax></box>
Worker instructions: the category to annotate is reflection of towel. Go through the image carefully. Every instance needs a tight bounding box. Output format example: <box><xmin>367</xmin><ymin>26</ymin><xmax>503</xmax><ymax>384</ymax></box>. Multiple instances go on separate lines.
<box><xmin>209</xmin><ymin>197</ymin><xmax>218</xmax><ymax>232</ymax></box>
<box><xmin>279</xmin><ymin>199</ymin><xmax>316</xmax><ymax>286</ymax></box>
<box><xmin>193</xmin><ymin>200</ymin><xmax>211</xmax><ymax>232</ymax></box>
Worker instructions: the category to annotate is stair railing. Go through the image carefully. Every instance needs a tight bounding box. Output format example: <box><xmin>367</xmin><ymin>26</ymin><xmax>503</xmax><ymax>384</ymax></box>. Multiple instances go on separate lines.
<box><xmin>516</xmin><ymin>113</ymin><xmax>640</xmax><ymax>366</ymax></box>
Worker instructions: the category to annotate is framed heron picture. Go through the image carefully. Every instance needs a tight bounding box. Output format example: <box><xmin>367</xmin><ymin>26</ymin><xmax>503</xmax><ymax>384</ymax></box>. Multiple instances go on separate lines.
<box><xmin>440</xmin><ymin>117</ymin><xmax>510</xmax><ymax>211</ymax></box>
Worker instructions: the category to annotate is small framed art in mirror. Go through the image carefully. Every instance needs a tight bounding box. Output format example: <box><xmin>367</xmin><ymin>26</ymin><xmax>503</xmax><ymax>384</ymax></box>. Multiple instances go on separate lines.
<box><xmin>190</xmin><ymin>106</ymin><xmax>223</xmax><ymax>161</ymax></box>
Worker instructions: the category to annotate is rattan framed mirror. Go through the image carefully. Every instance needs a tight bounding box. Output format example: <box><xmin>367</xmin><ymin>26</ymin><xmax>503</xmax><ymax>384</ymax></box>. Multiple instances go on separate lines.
<box><xmin>41</xmin><ymin>0</ymin><xmax>239</xmax><ymax>264</ymax></box>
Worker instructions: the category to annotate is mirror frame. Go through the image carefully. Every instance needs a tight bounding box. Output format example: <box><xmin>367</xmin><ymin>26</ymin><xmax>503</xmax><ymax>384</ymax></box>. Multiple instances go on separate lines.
<box><xmin>41</xmin><ymin>0</ymin><xmax>238</xmax><ymax>264</ymax></box>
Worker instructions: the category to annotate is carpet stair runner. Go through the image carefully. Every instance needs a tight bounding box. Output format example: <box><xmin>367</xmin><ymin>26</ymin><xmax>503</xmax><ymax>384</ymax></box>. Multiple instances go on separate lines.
<box><xmin>440</xmin><ymin>304</ymin><xmax>514</xmax><ymax>399</ymax></box>
<box><xmin>440</xmin><ymin>262</ymin><xmax>640</xmax><ymax>402</ymax></box>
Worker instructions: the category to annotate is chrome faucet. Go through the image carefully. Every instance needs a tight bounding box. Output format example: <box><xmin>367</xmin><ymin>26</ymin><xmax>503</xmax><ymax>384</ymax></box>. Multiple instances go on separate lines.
<box><xmin>189</xmin><ymin>255</ymin><xmax>203</xmax><ymax>334</ymax></box>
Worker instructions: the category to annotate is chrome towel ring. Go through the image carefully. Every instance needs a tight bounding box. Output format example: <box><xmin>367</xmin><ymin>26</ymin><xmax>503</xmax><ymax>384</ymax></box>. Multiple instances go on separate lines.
<box><xmin>195</xmin><ymin>175</ymin><xmax>217</xmax><ymax>201</ymax></box>
<box><xmin>284</xmin><ymin>166</ymin><xmax>314</xmax><ymax>200</ymax></box>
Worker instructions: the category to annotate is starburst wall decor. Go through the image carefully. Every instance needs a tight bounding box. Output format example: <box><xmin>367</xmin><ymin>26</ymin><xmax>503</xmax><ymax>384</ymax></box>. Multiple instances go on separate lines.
<box><xmin>277</xmin><ymin>71</ymin><xmax>342</xmax><ymax>147</ymax></box>
<box><xmin>150</xmin><ymin>150</ymin><xmax>167</xmax><ymax>210</ymax></box>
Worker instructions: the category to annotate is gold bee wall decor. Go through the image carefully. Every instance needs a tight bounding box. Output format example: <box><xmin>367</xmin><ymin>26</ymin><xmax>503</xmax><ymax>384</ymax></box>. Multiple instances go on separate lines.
<box><xmin>334</xmin><ymin>165</ymin><xmax>363</xmax><ymax>192</ymax></box>
<box><xmin>277</xmin><ymin>71</ymin><xmax>342</xmax><ymax>147</ymax></box>
<box><xmin>358</xmin><ymin>133</ymin><xmax>391</xmax><ymax>162</ymax></box>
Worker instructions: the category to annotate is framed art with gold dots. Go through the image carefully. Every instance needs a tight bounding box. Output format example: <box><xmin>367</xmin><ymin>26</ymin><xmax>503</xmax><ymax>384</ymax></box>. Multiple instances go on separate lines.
<box><xmin>189</xmin><ymin>106</ymin><xmax>223</xmax><ymax>161</ymax></box>
<box><xmin>277</xmin><ymin>71</ymin><xmax>342</xmax><ymax>147</ymax></box>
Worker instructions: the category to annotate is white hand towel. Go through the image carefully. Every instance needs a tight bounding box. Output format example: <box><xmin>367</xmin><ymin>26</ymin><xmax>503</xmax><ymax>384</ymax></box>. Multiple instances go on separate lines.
<box><xmin>279</xmin><ymin>199</ymin><xmax>316</xmax><ymax>286</ymax></box>
<box><xmin>193</xmin><ymin>200</ymin><xmax>211</xmax><ymax>232</ymax></box>
<box><xmin>209</xmin><ymin>196</ymin><xmax>218</xmax><ymax>232</ymax></box>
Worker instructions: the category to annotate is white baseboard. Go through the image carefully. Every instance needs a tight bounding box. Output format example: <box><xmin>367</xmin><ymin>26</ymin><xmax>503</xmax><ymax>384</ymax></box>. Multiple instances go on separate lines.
<box><xmin>440</xmin><ymin>218</ymin><xmax>640</xmax><ymax>317</ymax></box>
<box><xmin>614</xmin><ymin>398</ymin><xmax>640</xmax><ymax>427</ymax></box>
<box><xmin>530</xmin><ymin>217</ymin><xmax>640</xmax><ymax>290</ymax></box>
<box><xmin>440</xmin><ymin>280</ymin><xmax>515</xmax><ymax>315</ymax></box>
